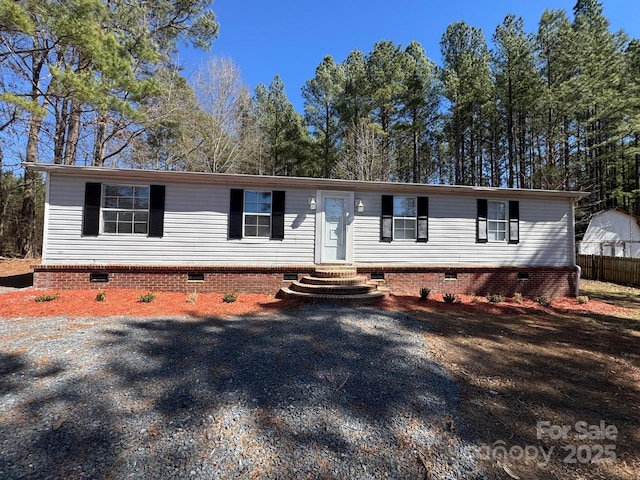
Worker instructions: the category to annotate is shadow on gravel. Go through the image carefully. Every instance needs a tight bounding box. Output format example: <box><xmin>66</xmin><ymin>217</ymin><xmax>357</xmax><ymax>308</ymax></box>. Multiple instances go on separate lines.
<box><xmin>0</xmin><ymin>305</ymin><xmax>486</xmax><ymax>479</ymax></box>
<box><xmin>0</xmin><ymin>352</ymin><xmax>28</xmax><ymax>395</ymax></box>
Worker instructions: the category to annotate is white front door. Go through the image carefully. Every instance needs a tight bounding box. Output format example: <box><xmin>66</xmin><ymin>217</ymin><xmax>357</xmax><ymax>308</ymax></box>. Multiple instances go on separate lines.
<box><xmin>317</xmin><ymin>191</ymin><xmax>353</xmax><ymax>264</ymax></box>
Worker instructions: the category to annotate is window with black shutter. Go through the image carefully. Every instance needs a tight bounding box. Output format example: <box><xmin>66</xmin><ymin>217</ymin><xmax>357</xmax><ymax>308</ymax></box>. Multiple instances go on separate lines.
<box><xmin>476</xmin><ymin>199</ymin><xmax>488</xmax><ymax>243</ymax></box>
<box><xmin>148</xmin><ymin>185</ymin><xmax>165</xmax><ymax>238</ymax></box>
<box><xmin>381</xmin><ymin>195</ymin><xmax>393</xmax><ymax>242</ymax></box>
<box><xmin>271</xmin><ymin>190</ymin><xmax>285</xmax><ymax>240</ymax></box>
<box><xmin>477</xmin><ymin>199</ymin><xmax>519</xmax><ymax>244</ymax></box>
<box><xmin>83</xmin><ymin>182</ymin><xmax>102</xmax><ymax>236</ymax></box>
<box><xmin>508</xmin><ymin>200</ymin><xmax>520</xmax><ymax>244</ymax></box>
<box><xmin>380</xmin><ymin>195</ymin><xmax>428</xmax><ymax>242</ymax></box>
<box><xmin>417</xmin><ymin>196</ymin><xmax>429</xmax><ymax>242</ymax></box>
<box><xmin>229</xmin><ymin>189</ymin><xmax>244</xmax><ymax>239</ymax></box>
<box><xmin>229</xmin><ymin>189</ymin><xmax>285</xmax><ymax>240</ymax></box>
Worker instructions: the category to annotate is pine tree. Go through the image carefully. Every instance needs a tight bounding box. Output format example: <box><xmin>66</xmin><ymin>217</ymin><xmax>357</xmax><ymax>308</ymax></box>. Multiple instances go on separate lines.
<box><xmin>302</xmin><ymin>56</ymin><xmax>344</xmax><ymax>177</ymax></box>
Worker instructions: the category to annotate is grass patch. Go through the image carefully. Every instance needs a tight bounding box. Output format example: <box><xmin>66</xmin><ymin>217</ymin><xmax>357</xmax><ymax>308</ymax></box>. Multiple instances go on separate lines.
<box><xmin>222</xmin><ymin>293</ymin><xmax>237</xmax><ymax>303</ymax></box>
<box><xmin>138</xmin><ymin>292</ymin><xmax>156</xmax><ymax>303</ymax></box>
<box><xmin>34</xmin><ymin>293</ymin><xmax>59</xmax><ymax>303</ymax></box>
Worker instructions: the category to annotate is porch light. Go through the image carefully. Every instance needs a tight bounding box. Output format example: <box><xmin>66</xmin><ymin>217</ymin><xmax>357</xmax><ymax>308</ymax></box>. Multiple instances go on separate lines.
<box><xmin>355</xmin><ymin>199</ymin><xmax>364</xmax><ymax>213</ymax></box>
<box><xmin>308</xmin><ymin>197</ymin><xmax>317</xmax><ymax>210</ymax></box>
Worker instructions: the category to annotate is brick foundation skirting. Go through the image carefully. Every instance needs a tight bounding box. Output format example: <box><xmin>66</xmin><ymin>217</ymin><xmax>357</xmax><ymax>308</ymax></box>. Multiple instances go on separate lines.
<box><xmin>33</xmin><ymin>264</ymin><xmax>579</xmax><ymax>298</ymax></box>
<box><xmin>357</xmin><ymin>265</ymin><xmax>579</xmax><ymax>298</ymax></box>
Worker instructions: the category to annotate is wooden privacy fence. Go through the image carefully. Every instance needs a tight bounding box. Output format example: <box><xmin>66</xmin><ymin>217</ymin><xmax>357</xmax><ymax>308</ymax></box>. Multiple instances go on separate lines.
<box><xmin>577</xmin><ymin>254</ymin><xmax>640</xmax><ymax>287</ymax></box>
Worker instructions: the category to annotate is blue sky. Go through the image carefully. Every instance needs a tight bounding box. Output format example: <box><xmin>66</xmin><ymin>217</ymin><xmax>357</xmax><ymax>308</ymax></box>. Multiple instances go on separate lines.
<box><xmin>181</xmin><ymin>0</ymin><xmax>639</xmax><ymax>112</ymax></box>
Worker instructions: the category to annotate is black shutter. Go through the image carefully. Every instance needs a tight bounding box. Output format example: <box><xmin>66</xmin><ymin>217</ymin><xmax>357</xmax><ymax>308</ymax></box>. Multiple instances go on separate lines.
<box><xmin>508</xmin><ymin>200</ymin><xmax>520</xmax><ymax>244</ymax></box>
<box><xmin>417</xmin><ymin>196</ymin><xmax>429</xmax><ymax>242</ymax></box>
<box><xmin>82</xmin><ymin>182</ymin><xmax>102</xmax><ymax>236</ymax></box>
<box><xmin>148</xmin><ymin>185</ymin><xmax>165</xmax><ymax>238</ymax></box>
<box><xmin>381</xmin><ymin>195</ymin><xmax>393</xmax><ymax>242</ymax></box>
<box><xmin>229</xmin><ymin>189</ymin><xmax>244</xmax><ymax>239</ymax></box>
<box><xmin>271</xmin><ymin>190</ymin><xmax>285</xmax><ymax>240</ymax></box>
<box><xmin>476</xmin><ymin>199</ymin><xmax>488</xmax><ymax>243</ymax></box>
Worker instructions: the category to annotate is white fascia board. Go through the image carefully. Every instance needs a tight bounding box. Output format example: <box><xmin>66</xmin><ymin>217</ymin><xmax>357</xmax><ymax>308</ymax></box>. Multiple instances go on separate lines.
<box><xmin>25</xmin><ymin>163</ymin><xmax>589</xmax><ymax>202</ymax></box>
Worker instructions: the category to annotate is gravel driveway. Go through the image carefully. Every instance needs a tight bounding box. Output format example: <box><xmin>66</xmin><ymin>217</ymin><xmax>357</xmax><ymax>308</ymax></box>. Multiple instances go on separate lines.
<box><xmin>0</xmin><ymin>304</ymin><xmax>490</xmax><ymax>479</ymax></box>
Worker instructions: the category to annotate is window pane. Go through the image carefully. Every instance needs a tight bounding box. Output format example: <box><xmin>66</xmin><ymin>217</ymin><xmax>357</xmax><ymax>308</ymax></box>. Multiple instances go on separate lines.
<box><xmin>118</xmin><ymin>197</ymin><xmax>133</xmax><ymax>209</ymax></box>
<box><xmin>134</xmin><ymin>186</ymin><xmax>149</xmax><ymax>198</ymax></box>
<box><xmin>245</xmin><ymin>225</ymin><xmax>257</xmax><ymax>237</ymax></box>
<box><xmin>105</xmin><ymin>185</ymin><xmax>132</xmax><ymax>197</ymax></box>
<box><xmin>134</xmin><ymin>197</ymin><xmax>149</xmax><ymax>209</ymax></box>
<box><xmin>488</xmin><ymin>201</ymin><xmax>506</xmax><ymax>220</ymax></box>
<box><xmin>245</xmin><ymin>191</ymin><xmax>271</xmax><ymax>214</ymax></box>
<box><xmin>258</xmin><ymin>201</ymin><xmax>271</xmax><ymax>214</ymax></box>
<box><xmin>117</xmin><ymin>223</ymin><xmax>133</xmax><ymax>234</ymax></box>
<box><xmin>102</xmin><ymin>184</ymin><xmax>150</xmax><ymax>235</ymax></box>
<box><xmin>134</xmin><ymin>223</ymin><xmax>147</xmax><ymax>234</ymax></box>
<box><xmin>245</xmin><ymin>191</ymin><xmax>258</xmax><ymax>203</ymax></box>
<box><xmin>257</xmin><ymin>225</ymin><xmax>270</xmax><ymax>237</ymax></box>
<box><xmin>257</xmin><ymin>216</ymin><xmax>270</xmax><ymax>227</ymax></box>
<box><xmin>103</xmin><ymin>197</ymin><xmax>118</xmax><ymax>208</ymax></box>
<box><xmin>393</xmin><ymin>196</ymin><xmax>416</xmax><ymax>217</ymax></box>
<box><xmin>257</xmin><ymin>192</ymin><xmax>271</xmax><ymax>202</ymax></box>
<box><xmin>394</xmin><ymin>218</ymin><xmax>416</xmax><ymax>240</ymax></box>
<box><xmin>103</xmin><ymin>211</ymin><xmax>117</xmax><ymax>221</ymax></box>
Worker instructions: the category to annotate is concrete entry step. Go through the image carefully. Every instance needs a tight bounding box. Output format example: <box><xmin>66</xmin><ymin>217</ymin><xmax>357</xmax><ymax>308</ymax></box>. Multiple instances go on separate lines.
<box><xmin>279</xmin><ymin>265</ymin><xmax>388</xmax><ymax>304</ymax></box>
<box><xmin>312</xmin><ymin>265</ymin><xmax>358</xmax><ymax>279</ymax></box>
<box><xmin>300</xmin><ymin>275</ymin><xmax>368</xmax><ymax>286</ymax></box>
<box><xmin>288</xmin><ymin>280</ymin><xmax>377</xmax><ymax>295</ymax></box>
<box><xmin>278</xmin><ymin>287</ymin><xmax>388</xmax><ymax>304</ymax></box>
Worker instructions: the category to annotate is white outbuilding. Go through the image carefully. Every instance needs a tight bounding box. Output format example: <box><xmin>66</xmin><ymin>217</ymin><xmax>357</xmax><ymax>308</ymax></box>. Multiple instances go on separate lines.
<box><xmin>578</xmin><ymin>209</ymin><xmax>640</xmax><ymax>258</ymax></box>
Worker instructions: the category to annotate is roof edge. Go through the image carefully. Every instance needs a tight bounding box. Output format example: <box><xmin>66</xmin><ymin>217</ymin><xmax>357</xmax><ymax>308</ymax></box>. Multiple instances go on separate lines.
<box><xmin>25</xmin><ymin>163</ymin><xmax>590</xmax><ymax>201</ymax></box>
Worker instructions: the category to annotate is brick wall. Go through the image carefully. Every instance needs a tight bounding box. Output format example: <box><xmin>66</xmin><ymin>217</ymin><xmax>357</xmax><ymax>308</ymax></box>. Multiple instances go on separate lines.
<box><xmin>358</xmin><ymin>266</ymin><xmax>578</xmax><ymax>298</ymax></box>
<box><xmin>33</xmin><ymin>265</ymin><xmax>314</xmax><ymax>294</ymax></box>
<box><xmin>33</xmin><ymin>264</ymin><xmax>579</xmax><ymax>297</ymax></box>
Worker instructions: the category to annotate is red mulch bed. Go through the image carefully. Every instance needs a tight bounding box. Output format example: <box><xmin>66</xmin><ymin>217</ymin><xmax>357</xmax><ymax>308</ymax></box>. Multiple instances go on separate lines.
<box><xmin>383</xmin><ymin>293</ymin><xmax>636</xmax><ymax>317</ymax></box>
<box><xmin>0</xmin><ymin>289</ymin><xmax>634</xmax><ymax>318</ymax></box>
<box><xmin>0</xmin><ymin>290</ymin><xmax>288</xmax><ymax>318</ymax></box>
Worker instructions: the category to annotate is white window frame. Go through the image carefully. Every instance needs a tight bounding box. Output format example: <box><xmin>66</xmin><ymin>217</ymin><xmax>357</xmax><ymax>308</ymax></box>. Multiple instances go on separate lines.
<box><xmin>393</xmin><ymin>196</ymin><xmax>417</xmax><ymax>240</ymax></box>
<box><xmin>101</xmin><ymin>184</ymin><xmax>150</xmax><ymax>235</ymax></box>
<box><xmin>243</xmin><ymin>191</ymin><xmax>272</xmax><ymax>238</ymax></box>
<box><xmin>487</xmin><ymin>201</ymin><xmax>507</xmax><ymax>242</ymax></box>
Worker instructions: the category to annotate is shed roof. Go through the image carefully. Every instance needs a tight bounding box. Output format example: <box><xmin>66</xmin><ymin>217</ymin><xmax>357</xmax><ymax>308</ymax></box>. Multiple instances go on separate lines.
<box><xmin>27</xmin><ymin>163</ymin><xmax>588</xmax><ymax>201</ymax></box>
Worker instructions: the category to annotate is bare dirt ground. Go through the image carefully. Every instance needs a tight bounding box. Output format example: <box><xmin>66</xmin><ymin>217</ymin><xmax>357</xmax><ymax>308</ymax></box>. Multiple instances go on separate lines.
<box><xmin>0</xmin><ymin>258</ymin><xmax>38</xmax><ymax>289</ymax></box>
<box><xmin>386</xmin><ymin>283</ymin><xmax>640</xmax><ymax>480</ymax></box>
<box><xmin>1</xmin><ymin>257</ymin><xmax>639</xmax><ymax>479</ymax></box>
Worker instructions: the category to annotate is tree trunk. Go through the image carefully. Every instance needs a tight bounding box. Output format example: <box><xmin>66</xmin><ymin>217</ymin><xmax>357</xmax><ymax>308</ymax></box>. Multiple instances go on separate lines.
<box><xmin>53</xmin><ymin>97</ymin><xmax>69</xmax><ymax>164</ymax></box>
<box><xmin>63</xmin><ymin>98</ymin><xmax>82</xmax><ymax>165</ymax></box>
<box><xmin>412</xmin><ymin>107</ymin><xmax>419</xmax><ymax>183</ymax></box>
<box><xmin>0</xmin><ymin>148</ymin><xmax>5</xmax><ymax>247</ymax></box>
<box><xmin>20</xmin><ymin>44</ymin><xmax>46</xmax><ymax>258</ymax></box>
<box><xmin>93</xmin><ymin>113</ymin><xmax>107</xmax><ymax>166</ymax></box>
<box><xmin>507</xmin><ymin>76</ymin><xmax>515</xmax><ymax>188</ymax></box>
<box><xmin>324</xmin><ymin>103</ymin><xmax>330</xmax><ymax>177</ymax></box>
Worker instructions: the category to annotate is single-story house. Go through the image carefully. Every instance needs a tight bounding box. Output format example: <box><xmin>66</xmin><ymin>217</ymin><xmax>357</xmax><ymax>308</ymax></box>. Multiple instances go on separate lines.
<box><xmin>29</xmin><ymin>164</ymin><xmax>586</xmax><ymax>297</ymax></box>
<box><xmin>578</xmin><ymin>208</ymin><xmax>640</xmax><ymax>258</ymax></box>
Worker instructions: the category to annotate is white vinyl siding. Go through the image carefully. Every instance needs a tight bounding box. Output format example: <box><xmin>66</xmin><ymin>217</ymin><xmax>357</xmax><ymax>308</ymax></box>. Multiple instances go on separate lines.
<box><xmin>42</xmin><ymin>173</ymin><xmax>575</xmax><ymax>268</ymax></box>
<box><xmin>353</xmin><ymin>192</ymin><xmax>574</xmax><ymax>267</ymax></box>
<box><xmin>43</xmin><ymin>174</ymin><xmax>315</xmax><ymax>265</ymax></box>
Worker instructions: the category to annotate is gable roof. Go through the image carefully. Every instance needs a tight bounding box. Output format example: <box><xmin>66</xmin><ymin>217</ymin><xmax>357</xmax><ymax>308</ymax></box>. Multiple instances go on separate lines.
<box><xmin>26</xmin><ymin>163</ymin><xmax>588</xmax><ymax>202</ymax></box>
<box><xmin>590</xmin><ymin>208</ymin><xmax>640</xmax><ymax>222</ymax></box>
